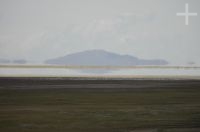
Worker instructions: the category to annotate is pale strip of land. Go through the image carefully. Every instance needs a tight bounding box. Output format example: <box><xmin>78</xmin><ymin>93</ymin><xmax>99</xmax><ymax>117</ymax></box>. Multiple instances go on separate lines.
<box><xmin>0</xmin><ymin>64</ymin><xmax>200</xmax><ymax>69</ymax></box>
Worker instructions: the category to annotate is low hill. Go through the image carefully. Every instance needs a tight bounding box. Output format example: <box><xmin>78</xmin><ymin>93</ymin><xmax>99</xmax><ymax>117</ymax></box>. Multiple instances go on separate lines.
<box><xmin>45</xmin><ymin>49</ymin><xmax>168</xmax><ymax>66</ymax></box>
<box><xmin>0</xmin><ymin>58</ymin><xmax>10</xmax><ymax>64</ymax></box>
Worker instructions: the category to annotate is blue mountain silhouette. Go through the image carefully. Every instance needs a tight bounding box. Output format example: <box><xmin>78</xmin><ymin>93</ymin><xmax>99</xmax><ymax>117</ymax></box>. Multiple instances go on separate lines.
<box><xmin>45</xmin><ymin>49</ymin><xmax>168</xmax><ymax>66</ymax></box>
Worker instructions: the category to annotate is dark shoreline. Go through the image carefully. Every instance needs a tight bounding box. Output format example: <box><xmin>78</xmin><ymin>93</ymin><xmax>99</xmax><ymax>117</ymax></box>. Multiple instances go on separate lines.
<box><xmin>1</xmin><ymin>77</ymin><xmax>200</xmax><ymax>90</ymax></box>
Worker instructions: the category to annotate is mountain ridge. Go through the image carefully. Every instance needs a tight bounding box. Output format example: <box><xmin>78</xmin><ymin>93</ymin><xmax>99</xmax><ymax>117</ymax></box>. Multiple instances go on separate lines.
<box><xmin>0</xmin><ymin>59</ymin><xmax>27</xmax><ymax>64</ymax></box>
<box><xmin>45</xmin><ymin>49</ymin><xmax>168</xmax><ymax>66</ymax></box>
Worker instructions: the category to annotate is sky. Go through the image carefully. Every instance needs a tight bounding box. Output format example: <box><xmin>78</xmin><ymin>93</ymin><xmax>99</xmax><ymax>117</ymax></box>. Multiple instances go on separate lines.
<box><xmin>0</xmin><ymin>0</ymin><xmax>200</xmax><ymax>65</ymax></box>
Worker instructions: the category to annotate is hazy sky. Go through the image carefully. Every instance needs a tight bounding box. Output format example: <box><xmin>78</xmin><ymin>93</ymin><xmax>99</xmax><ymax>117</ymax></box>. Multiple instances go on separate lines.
<box><xmin>0</xmin><ymin>0</ymin><xmax>200</xmax><ymax>65</ymax></box>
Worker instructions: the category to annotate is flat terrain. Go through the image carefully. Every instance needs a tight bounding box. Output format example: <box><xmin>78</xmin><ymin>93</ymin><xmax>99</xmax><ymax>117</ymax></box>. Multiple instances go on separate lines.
<box><xmin>0</xmin><ymin>77</ymin><xmax>200</xmax><ymax>132</ymax></box>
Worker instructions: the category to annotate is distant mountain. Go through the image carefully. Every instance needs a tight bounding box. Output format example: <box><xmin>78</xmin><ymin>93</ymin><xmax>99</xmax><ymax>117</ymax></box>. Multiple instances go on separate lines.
<box><xmin>12</xmin><ymin>59</ymin><xmax>27</xmax><ymax>64</ymax></box>
<box><xmin>0</xmin><ymin>58</ymin><xmax>10</xmax><ymax>64</ymax></box>
<box><xmin>0</xmin><ymin>58</ymin><xmax>27</xmax><ymax>64</ymax></box>
<box><xmin>45</xmin><ymin>49</ymin><xmax>168</xmax><ymax>66</ymax></box>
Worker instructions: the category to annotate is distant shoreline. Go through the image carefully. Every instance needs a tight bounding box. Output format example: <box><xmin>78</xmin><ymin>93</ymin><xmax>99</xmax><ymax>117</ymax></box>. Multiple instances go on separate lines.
<box><xmin>1</xmin><ymin>64</ymin><xmax>200</xmax><ymax>80</ymax></box>
<box><xmin>0</xmin><ymin>64</ymin><xmax>200</xmax><ymax>69</ymax></box>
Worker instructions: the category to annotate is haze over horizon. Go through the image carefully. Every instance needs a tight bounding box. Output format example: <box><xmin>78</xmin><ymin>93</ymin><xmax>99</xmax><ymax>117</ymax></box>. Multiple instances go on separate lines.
<box><xmin>0</xmin><ymin>0</ymin><xmax>200</xmax><ymax>65</ymax></box>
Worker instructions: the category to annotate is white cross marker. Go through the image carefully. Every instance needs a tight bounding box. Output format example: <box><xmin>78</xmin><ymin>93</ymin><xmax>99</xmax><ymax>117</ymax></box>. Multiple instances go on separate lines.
<box><xmin>176</xmin><ymin>3</ymin><xmax>198</xmax><ymax>25</ymax></box>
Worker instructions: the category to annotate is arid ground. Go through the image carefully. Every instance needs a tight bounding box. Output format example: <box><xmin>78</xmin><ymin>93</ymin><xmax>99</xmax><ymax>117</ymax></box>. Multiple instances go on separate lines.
<box><xmin>0</xmin><ymin>77</ymin><xmax>200</xmax><ymax>132</ymax></box>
